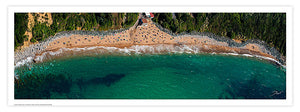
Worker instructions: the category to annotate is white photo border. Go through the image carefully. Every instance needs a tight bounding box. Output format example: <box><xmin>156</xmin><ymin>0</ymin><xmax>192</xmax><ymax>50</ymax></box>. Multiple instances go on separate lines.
<box><xmin>7</xmin><ymin>6</ymin><xmax>293</xmax><ymax>106</ymax></box>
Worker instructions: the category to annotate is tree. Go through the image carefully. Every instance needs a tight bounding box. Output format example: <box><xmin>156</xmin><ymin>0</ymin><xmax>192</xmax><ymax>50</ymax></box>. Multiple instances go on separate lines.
<box><xmin>14</xmin><ymin>13</ymin><xmax>28</xmax><ymax>49</ymax></box>
<box><xmin>153</xmin><ymin>13</ymin><xmax>286</xmax><ymax>56</ymax></box>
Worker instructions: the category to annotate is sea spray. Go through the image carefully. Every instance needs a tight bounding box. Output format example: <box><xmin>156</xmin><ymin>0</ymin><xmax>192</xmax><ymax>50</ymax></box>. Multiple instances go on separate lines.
<box><xmin>14</xmin><ymin>57</ymin><xmax>33</xmax><ymax>68</ymax></box>
<box><xmin>221</xmin><ymin>53</ymin><xmax>285</xmax><ymax>68</ymax></box>
<box><xmin>14</xmin><ymin>45</ymin><xmax>286</xmax><ymax>69</ymax></box>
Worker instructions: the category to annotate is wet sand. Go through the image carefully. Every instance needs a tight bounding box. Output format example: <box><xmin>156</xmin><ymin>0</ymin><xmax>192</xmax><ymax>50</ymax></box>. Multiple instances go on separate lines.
<box><xmin>44</xmin><ymin>21</ymin><xmax>275</xmax><ymax>61</ymax></box>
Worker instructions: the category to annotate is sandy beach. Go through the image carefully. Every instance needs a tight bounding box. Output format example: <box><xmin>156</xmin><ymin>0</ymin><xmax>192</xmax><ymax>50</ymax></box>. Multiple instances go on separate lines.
<box><xmin>14</xmin><ymin>18</ymin><xmax>285</xmax><ymax>68</ymax></box>
<box><xmin>43</xmin><ymin>20</ymin><xmax>276</xmax><ymax>61</ymax></box>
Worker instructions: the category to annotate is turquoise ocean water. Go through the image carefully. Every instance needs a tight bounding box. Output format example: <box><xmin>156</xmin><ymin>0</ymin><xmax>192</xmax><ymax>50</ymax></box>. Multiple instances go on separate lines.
<box><xmin>14</xmin><ymin>53</ymin><xmax>286</xmax><ymax>99</ymax></box>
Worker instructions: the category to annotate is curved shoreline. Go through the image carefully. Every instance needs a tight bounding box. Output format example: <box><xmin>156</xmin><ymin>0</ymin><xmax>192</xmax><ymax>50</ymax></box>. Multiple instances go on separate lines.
<box><xmin>14</xmin><ymin>21</ymin><xmax>286</xmax><ymax>68</ymax></box>
<box><xmin>14</xmin><ymin>44</ymin><xmax>285</xmax><ymax>69</ymax></box>
<box><xmin>152</xmin><ymin>22</ymin><xmax>285</xmax><ymax>65</ymax></box>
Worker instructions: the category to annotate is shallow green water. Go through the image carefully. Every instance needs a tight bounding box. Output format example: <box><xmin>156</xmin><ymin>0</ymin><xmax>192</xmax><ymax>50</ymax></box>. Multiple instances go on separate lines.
<box><xmin>14</xmin><ymin>54</ymin><xmax>286</xmax><ymax>99</ymax></box>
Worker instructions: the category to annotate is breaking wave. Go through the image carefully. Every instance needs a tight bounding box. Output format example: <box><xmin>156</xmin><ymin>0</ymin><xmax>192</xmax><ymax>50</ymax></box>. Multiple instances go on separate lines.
<box><xmin>14</xmin><ymin>45</ymin><xmax>285</xmax><ymax>69</ymax></box>
<box><xmin>221</xmin><ymin>53</ymin><xmax>285</xmax><ymax>68</ymax></box>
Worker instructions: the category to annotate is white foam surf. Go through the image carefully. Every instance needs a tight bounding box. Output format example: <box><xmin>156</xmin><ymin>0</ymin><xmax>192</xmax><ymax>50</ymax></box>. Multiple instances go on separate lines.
<box><xmin>14</xmin><ymin>45</ymin><xmax>285</xmax><ymax>69</ymax></box>
<box><xmin>14</xmin><ymin>57</ymin><xmax>33</xmax><ymax>68</ymax></box>
<box><xmin>221</xmin><ymin>53</ymin><xmax>285</xmax><ymax>68</ymax></box>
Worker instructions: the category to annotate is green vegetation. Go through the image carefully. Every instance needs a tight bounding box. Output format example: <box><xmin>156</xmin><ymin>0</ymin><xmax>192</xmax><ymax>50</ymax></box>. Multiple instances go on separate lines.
<box><xmin>49</xmin><ymin>13</ymin><xmax>138</xmax><ymax>31</ymax></box>
<box><xmin>32</xmin><ymin>22</ymin><xmax>55</xmax><ymax>41</ymax></box>
<box><xmin>152</xmin><ymin>13</ymin><xmax>286</xmax><ymax>55</ymax></box>
<box><xmin>16</xmin><ymin>13</ymin><xmax>285</xmax><ymax>56</ymax></box>
<box><xmin>15</xmin><ymin>13</ymin><xmax>139</xmax><ymax>49</ymax></box>
<box><xmin>14</xmin><ymin>13</ymin><xmax>28</xmax><ymax>49</ymax></box>
<box><xmin>50</xmin><ymin>13</ymin><xmax>138</xmax><ymax>31</ymax></box>
<box><xmin>123</xmin><ymin>13</ymin><xmax>139</xmax><ymax>28</ymax></box>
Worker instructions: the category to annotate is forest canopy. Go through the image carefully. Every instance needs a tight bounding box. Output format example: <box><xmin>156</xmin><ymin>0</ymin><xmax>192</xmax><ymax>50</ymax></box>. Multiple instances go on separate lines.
<box><xmin>152</xmin><ymin>13</ymin><xmax>286</xmax><ymax>56</ymax></box>
<box><xmin>14</xmin><ymin>13</ymin><xmax>139</xmax><ymax>49</ymax></box>
<box><xmin>15</xmin><ymin>13</ymin><xmax>286</xmax><ymax>56</ymax></box>
<box><xmin>14</xmin><ymin>13</ymin><xmax>28</xmax><ymax>49</ymax></box>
